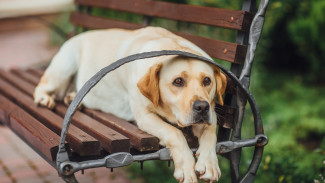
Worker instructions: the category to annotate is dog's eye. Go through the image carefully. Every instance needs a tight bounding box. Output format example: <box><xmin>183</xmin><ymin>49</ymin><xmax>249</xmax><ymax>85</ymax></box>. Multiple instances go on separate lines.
<box><xmin>173</xmin><ymin>77</ymin><xmax>185</xmax><ymax>87</ymax></box>
<box><xmin>203</xmin><ymin>77</ymin><xmax>211</xmax><ymax>86</ymax></box>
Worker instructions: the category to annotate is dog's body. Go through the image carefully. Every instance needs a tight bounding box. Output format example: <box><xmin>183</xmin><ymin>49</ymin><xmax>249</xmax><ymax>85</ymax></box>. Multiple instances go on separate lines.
<box><xmin>34</xmin><ymin>27</ymin><xmax>226</xmax><ymax>183</ymax></box>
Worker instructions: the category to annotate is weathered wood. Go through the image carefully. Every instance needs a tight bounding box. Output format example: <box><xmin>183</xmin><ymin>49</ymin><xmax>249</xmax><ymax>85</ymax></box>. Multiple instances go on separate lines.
<box><xmin>70</xmin><ymin>12</ymin><xmax>247</xmax><ymax>64</ymax></box>
<box><xmin>5</xmin><ymin>70</ymin><xmax>130</xmax><ymax>153</ymax></box>
<box><xmin>55</xmin><ymin>104</ymin><xmax>130</xmax><ymax>153</ymax></box>
<box><xmin>26</xmin><ymin>68</ymin><xmax>45</xmax><ymax>78</ymax></box>
<box><xmin>84</xmin><ymin>109</ymin><xmax>159</xmax><ymax>152</ymax></box>
<box><xmin>0</xmin><ymin>94</ymin><xmax>62</xmax><ymax>161</ymax></box>
<box><xmin>175</xmin><ymin>32</ymin><xmax>247</xmax><ymax>64</ymax></box>
<box><xmin>71</xmin><ymin>12</ymin><xmax>143</xmax><ymax>30</ymax></box>
<box><xmin>0</xmin><ymin>74</ymin><xmax>100</xmax><ymax>156</ymax></box>
<box><xmin>11</xmin><ymin>69</ymin><xmax>40</xmax><ymax>85</ymax></box>
<box><xmin>19</xmin><ymin>69</ymin><xmax>160</xmax><ymax>152</ymax></box>
<box><xmin>76</xmin><ymin>0</ymin><xmax>253</xmax><ymax>31</ymax></box>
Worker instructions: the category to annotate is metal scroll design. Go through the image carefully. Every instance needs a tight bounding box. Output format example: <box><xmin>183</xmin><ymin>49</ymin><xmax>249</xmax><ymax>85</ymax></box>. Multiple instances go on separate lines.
<box><xmin>56</xmin><ymin>50</ymin><xmax>268</xmax><ymax>183</ymax></box>
<box><xmin>240</xmin><ymin>0</ymin><xmax>269</xmax><ymax>88</ymax></box>
<box><xmin>233</xmin><ymin>1</ymin><xmax>269</xmax><ymax>182</ymax></box>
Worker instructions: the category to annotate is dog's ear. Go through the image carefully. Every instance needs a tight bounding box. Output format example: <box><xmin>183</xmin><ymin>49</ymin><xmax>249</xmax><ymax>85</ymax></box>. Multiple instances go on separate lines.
<box><xmin>214</xmin><ymin>67</ymin><xmax>227</xmax><ymax>106</ymax></box>
<box><xmin>137</xmin><ymin>63</ymin><xmax>162</xmax><ymax>108</ymax></box>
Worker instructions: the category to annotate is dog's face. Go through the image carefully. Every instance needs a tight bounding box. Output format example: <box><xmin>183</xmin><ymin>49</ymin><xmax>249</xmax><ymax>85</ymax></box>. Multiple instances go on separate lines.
<box><xmin>137</xmin><ymin>56</ymin><xmax>227</xmax><ymax>127</ymax></box>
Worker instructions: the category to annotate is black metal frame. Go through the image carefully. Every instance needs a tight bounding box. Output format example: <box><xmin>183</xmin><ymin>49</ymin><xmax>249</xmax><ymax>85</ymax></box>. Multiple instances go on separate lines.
<box><xmin>56</xmin><ymin>0</ymin><xmax>269</xmax><ymax>182</ymax></box>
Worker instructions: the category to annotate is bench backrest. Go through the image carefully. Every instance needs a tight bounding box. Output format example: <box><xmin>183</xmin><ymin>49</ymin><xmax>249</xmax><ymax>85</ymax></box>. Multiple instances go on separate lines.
<box><xmin>71</xmin><ymin>0</ymin><xmax>254</xmax><ymax>64</ymax></box>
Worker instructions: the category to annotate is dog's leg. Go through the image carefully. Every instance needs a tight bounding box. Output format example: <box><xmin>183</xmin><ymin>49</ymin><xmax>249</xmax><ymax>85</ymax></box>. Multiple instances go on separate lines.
<box><xmin>34</xmin><ymin>42</ymin><xmax>79</xmax><ymax>109</ymax></box>
<box><xmin>192</xmin><ymin>123</ymin><xmax>221</xmax><ymax>182</ymax></box>
<box><xmin>135</xmin><ymin>112</ymin><xmax>198</xmax><ymax>183</ymax></box>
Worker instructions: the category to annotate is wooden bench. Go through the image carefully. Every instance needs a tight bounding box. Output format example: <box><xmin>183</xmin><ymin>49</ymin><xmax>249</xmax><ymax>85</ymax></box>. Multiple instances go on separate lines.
<box><xmin>0</xmin><ymin>0</ymin><xmax>269</xmax><ymax>182</ymax></box>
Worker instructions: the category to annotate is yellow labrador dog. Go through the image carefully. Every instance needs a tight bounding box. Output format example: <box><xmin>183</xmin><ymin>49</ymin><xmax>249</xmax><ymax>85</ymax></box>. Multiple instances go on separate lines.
<box><xmin>34</xmin><ymin>27</ymin><xmax>226</xmax><ymax>183</ymax></box>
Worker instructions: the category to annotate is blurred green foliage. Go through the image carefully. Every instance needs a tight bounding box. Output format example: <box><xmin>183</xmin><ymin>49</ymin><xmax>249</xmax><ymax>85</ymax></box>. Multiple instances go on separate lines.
<box><xmin>258</xmin><ymin>0</ymin><xmax>325</xmax><ymax>83</ymax></box>
<box><xmin>53</xmin><ymin>0</ymin><xmax>325</xmax><ymax>182</ymax></box>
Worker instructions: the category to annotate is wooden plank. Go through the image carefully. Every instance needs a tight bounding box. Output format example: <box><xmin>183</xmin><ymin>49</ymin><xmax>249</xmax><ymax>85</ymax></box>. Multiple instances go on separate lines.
<box><xmin>55</xmin><ymin>104</ymin><xmax>130</xmax><ymax>153</ymax></box>
<box><xmin>175</xmin><ymin>32</ymin><xmax>246</xmax><ymax>64</ymax></box>
<box><xmin>70</xmin><ymin>12</ymin><xmax>143</xmax><ymax>29</ymax></box>
<box><xmin>76</xmin><ymin>0</ymin><xmax>253</xmax><ymax>31</ymax></box>
<box><xmin>84</xmin><ymin>109</ymin><xmax>159</xmax><ymax>152</ymax></box>
<box><xmin>0</xmin><ymin>94</ymin><xmax>62</xmax><ymax>161</ymax></box>
<box><xmin>0</xmin><ymin>98</ymin><xmax>9</xmax><ymax>125</ymax></box>
<box><xmin>70</xmin><ymin>12</ymin><xmax>246</xmax><ymax>64</ymax></box>
<box><xmin>18</xmin><ymin>69</ymin><xmax>159</xmax><ymax>152</ymax></box>
<box><xmin>0</xmin><ymin>74</ymin><xmax>100</xmax><ymax>156</ymax></box>
<box><xmin>8</xmin><ymin>70</ymin><xmax>130</xmax><ymax>153</ymax></box>
<box><xmin>26</xmin><ymin>68</ymin><xmax>45</xmax><ymax>79</ymax></box>
<box><xmin>11</xmin><ymin>69</ymin><xmax>40</xmax><ymax>85</ymax></box>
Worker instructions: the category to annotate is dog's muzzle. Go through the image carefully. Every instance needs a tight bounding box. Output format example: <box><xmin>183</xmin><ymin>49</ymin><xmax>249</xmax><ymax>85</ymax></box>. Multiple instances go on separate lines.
<box><xmin>192</xmin><ymin>100</ymin><xmax>210</xmax><ymax>124</ymax></box>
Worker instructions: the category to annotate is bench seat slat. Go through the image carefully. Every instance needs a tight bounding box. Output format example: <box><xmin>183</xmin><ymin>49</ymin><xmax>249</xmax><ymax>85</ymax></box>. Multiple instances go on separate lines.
<box><xmin>11</xmin><ymin>69</ymin><xmax>40</xmax><ymax>85</ymax></box>
<box><xmin>0</xmin><ymin>73</ymin><xmax>101</xmax><ymax>156</ymax></box>
<box><xmin>70</xmin><ymin>12</ymin><xmax>246</xmax><ymax>64</ymax></box>
<box><xmin>84</xmin><ymin>109</ymin><xmax>159</xmax><ymax>152</ymax></box>
<box><xmin>76</xmin><ymin>0</ymin><xmax>252</xmax><ymax>31</ymax></box>
<box><xmin>0</xmin><ymin>94</ymin><xmax>62</xmax><ymax>161</ymax></box>
<box><xmin>4</xmin><ymin>70</ymin><xmax>131</xmax><ymax>153</ymax></box>
<box><xmin>16</xmin><ymin>69</ymin><xmax>160</xmax><ymax>152</ymax></box>
<box><xmin>55</xmin><ymin>104</ymin><xmax>130</xmax><ymax>153</ymax></box>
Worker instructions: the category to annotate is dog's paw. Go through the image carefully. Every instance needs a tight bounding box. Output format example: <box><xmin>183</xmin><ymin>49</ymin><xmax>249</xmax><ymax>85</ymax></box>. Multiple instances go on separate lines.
<box><xmin>34</xmin><ymin>93</ymin><xmax>56</xmax><ymax>109</ymax></box>
<box><xmin>64</xmin><ymin>92</ymin><xmax>75</xmax><ymax>106</ymax></box>
<box><xmin>195</xmin><ymin>153</ymin><xmax>221</xmax><ymax>183</ymax></box>
<box><xmin>174</xmin><ymin>166</ymin><xmax>198</xmax><ymax>183</ymax></box>
<box><xmin>64</xmin><ymin>92</ymin><xmax>83</xmax><ymax>109</ymax></box>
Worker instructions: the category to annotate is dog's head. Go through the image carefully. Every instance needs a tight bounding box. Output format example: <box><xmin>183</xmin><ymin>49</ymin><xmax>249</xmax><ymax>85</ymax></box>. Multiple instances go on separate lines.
<box><xmin>137</xmin><ymin>56</ymin><xmax>227</xmax><ymax>127</ymax></box>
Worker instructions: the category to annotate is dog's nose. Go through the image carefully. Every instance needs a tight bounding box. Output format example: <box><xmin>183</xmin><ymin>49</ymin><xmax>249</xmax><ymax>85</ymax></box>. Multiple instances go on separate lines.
<box><xmin>193</xmin><ymin>100</ymin><xmax>209</xmax><ymax>114</ymax></box>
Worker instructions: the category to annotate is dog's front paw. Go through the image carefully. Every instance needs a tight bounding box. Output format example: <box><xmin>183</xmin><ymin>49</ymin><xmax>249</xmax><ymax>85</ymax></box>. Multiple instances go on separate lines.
<box><xmin>174</xmin><ymin>165</ymin><xmax>198</xmax><ymax>183</ymax></box>
<box><xmin>64</xmin><ymin>92</ymin><xmax>83</xmax><ymax>109</ymax></box>
<box><xmin>34</xmin><ymin>93</ymin><xmax>56</xmax><ymax>109</ymax></box>
<box><xmin>195</xmin><ymin>153</ymin><xmax>221</xmax><ymax>182</ymax></box>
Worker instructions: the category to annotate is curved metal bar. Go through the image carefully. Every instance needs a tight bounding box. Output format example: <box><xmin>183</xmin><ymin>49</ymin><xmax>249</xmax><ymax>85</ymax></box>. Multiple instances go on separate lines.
<box><xmin>56</xmin><ymin>50</ymin><xmax>266</xmax><ymax>183</ymax></box>
<box><xmin>57</xmin><ymin>134</ymin><xmax>268</xmax><ymax>182</ymax></box>
<box><xmin>240</xmin><ymin>0</ymin><xmax>269</xmax><ymax>88</ymax></box>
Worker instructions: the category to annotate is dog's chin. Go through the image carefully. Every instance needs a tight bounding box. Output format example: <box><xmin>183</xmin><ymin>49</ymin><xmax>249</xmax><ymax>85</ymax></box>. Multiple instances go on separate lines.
<box><xmin>175</xmin><ymin>113</ymin><xmax>211</xmax><ymax>127</ymax></box>
<box><xmin>176</xmin><ymin>121</ymin><xmax>189</xmax><ymax>128</ymax></box>
<box><xmin>192</xmin><ymin>115</ymin><xmax>210</xmax><ymax>125</ymax></box>
<box><xmin>192</xmin><ymin>120</ymin><xmax>209</xmax><ymax>125</ymax></box>
<box><xmin>176</xmin><ymin>119</ymin><xmax>210</xmax><ymax>128</ymax></box>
